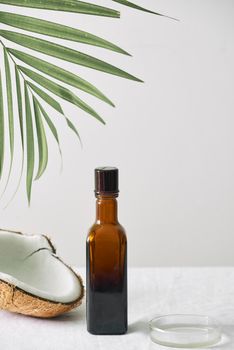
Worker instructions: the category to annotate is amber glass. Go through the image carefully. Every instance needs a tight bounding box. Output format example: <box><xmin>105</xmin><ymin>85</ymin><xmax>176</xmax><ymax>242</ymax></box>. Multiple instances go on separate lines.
<box><xmin>86</xmin><ymin>193</ymin><xmax>127</xmax><ymax>335</ymax></box>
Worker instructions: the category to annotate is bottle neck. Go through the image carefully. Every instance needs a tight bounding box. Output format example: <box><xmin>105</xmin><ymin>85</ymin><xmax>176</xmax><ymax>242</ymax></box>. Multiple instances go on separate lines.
<box><xmin>95</xmin><ymin>194</ymin><xmax>118</xmax><ymax>224</ymax></box>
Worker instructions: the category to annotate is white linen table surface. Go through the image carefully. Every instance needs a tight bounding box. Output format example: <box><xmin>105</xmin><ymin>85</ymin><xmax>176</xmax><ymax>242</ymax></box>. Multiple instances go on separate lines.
<box><xmin>0</xmin><ymin>267</ymin><xmax>233</xmax><ymax>350</ymax></box>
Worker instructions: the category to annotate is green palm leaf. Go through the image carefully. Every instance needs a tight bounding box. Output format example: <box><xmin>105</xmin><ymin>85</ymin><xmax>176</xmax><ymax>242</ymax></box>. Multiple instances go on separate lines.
<box><xmin>0</xmin><ymin>12</ymin><xmax>128</xmax><ymax>55</ymax></box>
<box><xmin>0</xmin><ymin>30</ymin><xmax>142</xmax><ymax>82</ymax></box>
<box><xmin>0</xmin><ymin>0</ymin><xmax>174</xmax><ymax>203</ymax></box>
<box><xmin>111</xmin><ymin>0</ymin><xmax>177</xmax><ymax>20</ymax></box>
<box><xmin>112</xmin><ymin>0</ymin><xmax>164</xmax><ymax>16</ymax></box>
<box><xmin>25</xmin><ymin>83</ymin><xmax>35</xmax><ymax>204</ymax></box>
<box><xmin>33</xmin><ymin>97</ymin><xmax>48</xmax><ymax>180</ymax></box>
<box><xmin>27</xmin><ymin>81</ymin><xmax>64</xmax><ymax>115</ymax></box>
<box><xmin>3</xmin><ymin>66</ymin><xmax>24</xmax><ymax>208</ymax></box>
<box><xmin>66</xmin><ymin>118</ymin><xmax>81</xmax><ymax>143</ymax></box>
<box><xmin>19</xmin><ymin>65</ymin><xmax>105</xmax><ymax>124</ymax></box>
<box><xmin>27</xmin><ymin>81</ymin><xmax>81</xmax><ymax>141</ymax></box>
<box><xmin>36</xmin><ymin>100</ymin><xmax>62</xmax><ymax>160</ymax></box>
<box><xmin>0</xmin><ymin>1</ymin><xmax>120</xmax><ymax>18</ymax></box>
<box><xmin>9</xmin><ymin>48</ymin><xmax>115</xmax><ymax>106</ymax></box>
<box><xmin>4</xmin><ymin>49</ymin><xmax>14</xmax><ymax>164</ymax></box>
<box><xmin>0</xmin><ymin>70</ymin><xmax>4</xmax><ymax>179</ymax></box>
<box><xmin>15</xmin><ymin>67</ymin><xmax>24</xmax><ymax>149</ymax></box>
<box><xmin>0</xmin><ymin>49</ymin><xmax>14</xmax><ymax>199</ymax></box>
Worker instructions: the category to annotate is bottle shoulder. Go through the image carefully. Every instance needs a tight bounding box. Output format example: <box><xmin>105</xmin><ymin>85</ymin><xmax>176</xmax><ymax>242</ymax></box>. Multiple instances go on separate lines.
<box><xmin>86</xmin><ymin>222</ymin><xmax>126</xmax><ymax>242</ymax></box>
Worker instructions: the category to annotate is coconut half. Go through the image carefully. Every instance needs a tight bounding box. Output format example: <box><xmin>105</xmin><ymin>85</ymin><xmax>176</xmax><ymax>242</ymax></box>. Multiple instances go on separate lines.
<box><xmin>0</xmin><ymin>229</ymin><xmax>84</xmax><ymax>318</ymax></box>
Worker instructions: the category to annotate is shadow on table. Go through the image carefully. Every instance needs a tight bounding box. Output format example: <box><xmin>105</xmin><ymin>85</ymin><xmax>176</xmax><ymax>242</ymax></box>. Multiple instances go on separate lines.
<box><xmin>0</xmin><ymin>305</ymin><xmax>86</xmax><ymax>327</ymax></box>
<box><xmin>211</xmin><ymin>325</ymin><xmax>234</xmax><ymax>349</ymax></box>
<box><xmin>128</xmin><ymin>319</ymin><xmax>149</xmax><ymax>335</ymax></box>
<box><xmin>51</xmin><ymin>307</ymin><xmax>85</xmax><ymax>323</ymax></box>
<box><xmin>22</xmin><ymin>302</ymin><xmax>86</xmax><ymax>324</ymax></box>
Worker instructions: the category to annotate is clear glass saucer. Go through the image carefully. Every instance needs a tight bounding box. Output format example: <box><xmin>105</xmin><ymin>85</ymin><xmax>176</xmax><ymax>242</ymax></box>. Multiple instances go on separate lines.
<box><xmin>149</xmin><ymin>314</ymin><xmax>221</xmax><ymax>348</ymax></box>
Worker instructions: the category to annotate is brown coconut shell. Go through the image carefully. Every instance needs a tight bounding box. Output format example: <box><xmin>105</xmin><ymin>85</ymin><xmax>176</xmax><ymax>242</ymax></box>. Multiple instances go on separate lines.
<box><xmin>0</xmin><ymin>229</ymin><xmax>84</xmax><ymax>318</ymax></box>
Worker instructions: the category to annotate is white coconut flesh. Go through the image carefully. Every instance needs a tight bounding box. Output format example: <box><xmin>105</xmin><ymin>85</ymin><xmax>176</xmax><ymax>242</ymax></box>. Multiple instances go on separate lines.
<box><xmin>0</xmin><ymin>230</ymin><xmax>83</xmax><ymax>304</ymax></box>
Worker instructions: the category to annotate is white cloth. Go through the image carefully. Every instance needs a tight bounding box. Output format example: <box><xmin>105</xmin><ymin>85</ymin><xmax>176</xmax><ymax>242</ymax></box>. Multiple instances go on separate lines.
<box><xmin>0</xmin><ymin>268</ymin><xmax>233</xmax><ymax>349</ymax></box>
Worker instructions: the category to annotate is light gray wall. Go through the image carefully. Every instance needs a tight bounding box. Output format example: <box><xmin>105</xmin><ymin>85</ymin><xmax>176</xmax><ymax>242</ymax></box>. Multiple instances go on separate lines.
<box><xmin>0</xmin><ymin>0</ymin><xmax>234</xmax><ymax>266</ymax></box>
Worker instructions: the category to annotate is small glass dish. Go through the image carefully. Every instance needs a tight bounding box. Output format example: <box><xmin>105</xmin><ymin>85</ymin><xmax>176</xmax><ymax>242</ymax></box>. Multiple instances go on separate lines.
<box><xmin>149</xmin><ymin>314</ymin><xmax>221</xmax><ymax>348</ymax></box>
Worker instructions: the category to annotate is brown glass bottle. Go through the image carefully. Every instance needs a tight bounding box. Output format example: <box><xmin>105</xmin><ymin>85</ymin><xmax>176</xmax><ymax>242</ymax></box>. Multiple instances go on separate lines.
<box><xmin>86</xmin><ymin>167</ymin><xmax>127</xmax><ymax>335</ymax></box>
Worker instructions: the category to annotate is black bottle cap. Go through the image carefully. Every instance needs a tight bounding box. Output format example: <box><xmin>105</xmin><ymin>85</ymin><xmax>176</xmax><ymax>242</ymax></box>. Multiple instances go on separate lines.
<box><xmin>95</xmin><ymin>167</ymin><xmax>119</xmax><ymax>194</ymax></box>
